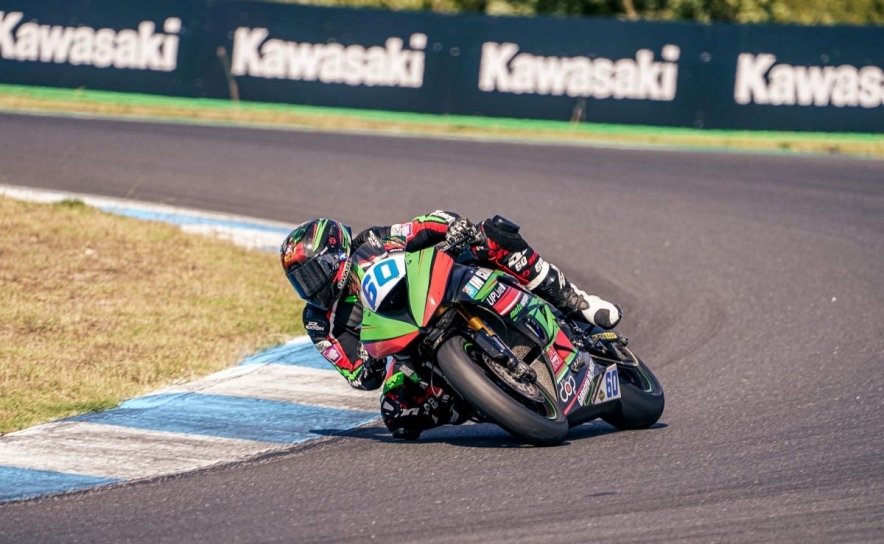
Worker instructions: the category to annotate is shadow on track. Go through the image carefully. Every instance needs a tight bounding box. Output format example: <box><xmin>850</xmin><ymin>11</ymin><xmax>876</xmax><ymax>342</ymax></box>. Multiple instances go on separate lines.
<box><xmin>310</xmin><ymin>421</ymin><xmax>667</xmax><ymax>449</ymax></box>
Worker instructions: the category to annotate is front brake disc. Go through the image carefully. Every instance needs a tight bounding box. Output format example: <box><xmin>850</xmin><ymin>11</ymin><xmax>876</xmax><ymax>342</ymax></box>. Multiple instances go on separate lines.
<box><xmin>482</xmin><ymin>353</ymin><xmax>545</xmax><ymax>403</ymax></box>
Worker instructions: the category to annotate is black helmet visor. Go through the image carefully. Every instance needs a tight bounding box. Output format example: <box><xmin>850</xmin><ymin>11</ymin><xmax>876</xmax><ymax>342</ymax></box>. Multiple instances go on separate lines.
<box><xmin>286</xmin><ymin>251</ymin><xmax>343</xmax><ymax>309</ymax></box>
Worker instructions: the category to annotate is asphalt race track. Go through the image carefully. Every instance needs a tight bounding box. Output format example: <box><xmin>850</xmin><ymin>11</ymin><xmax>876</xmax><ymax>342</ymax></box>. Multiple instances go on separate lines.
<box><xmin>1</xmin><ymin>113</ymin><xmax>883</xmax><ymax>543</ymax></box>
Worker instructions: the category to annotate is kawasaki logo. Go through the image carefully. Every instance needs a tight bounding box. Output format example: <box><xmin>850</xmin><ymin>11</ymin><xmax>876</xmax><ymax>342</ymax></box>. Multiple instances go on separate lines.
<box><xmin>479</xmin><ymin>42</ymin><xmax>680</xmax><ymax>101</ymax></box>
<box><xmin>231</xmin><ymin>28</ymin><xmax>426</xmax><ymax>88</ymax></box>
<box><xmin>0</xmin><ymin>11</ymin><xmax>181</xmax><ymax>72</ymax></box>
<box><xmin>734</xmin><ymin>53</ymin><xmax>884</xmax><ymax>108</ymax></box>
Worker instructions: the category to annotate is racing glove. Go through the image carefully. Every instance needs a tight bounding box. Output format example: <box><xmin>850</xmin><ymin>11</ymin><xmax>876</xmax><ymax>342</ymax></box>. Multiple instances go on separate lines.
<box><xmin>445</xmin><ymin>218</ymin><xmax>486</xmax><ymax>247</ymax></box>
<box><xmin>354</xmin><ymin>343</ymin><xmax>387</xmax><ymax>390</ymax></box>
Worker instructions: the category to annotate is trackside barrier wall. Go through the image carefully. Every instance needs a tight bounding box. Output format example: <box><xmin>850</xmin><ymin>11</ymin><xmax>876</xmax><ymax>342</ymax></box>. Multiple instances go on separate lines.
<box><xmin>0</xmin><ymin>0</ymin><xmax>882</xmax><ymax>132</ymax></box>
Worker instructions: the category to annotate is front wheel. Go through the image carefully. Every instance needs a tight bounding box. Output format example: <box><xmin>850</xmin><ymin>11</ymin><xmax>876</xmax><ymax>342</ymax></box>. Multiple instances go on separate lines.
<box><xmin>437</xmin><ymin>336</ymin><xmax>568</xmax><ymax>446</ymax></box>
<box><xmin>602</xmin><ymin>359</ymin><xmax>664</xmax><ymax>430</ymax></box>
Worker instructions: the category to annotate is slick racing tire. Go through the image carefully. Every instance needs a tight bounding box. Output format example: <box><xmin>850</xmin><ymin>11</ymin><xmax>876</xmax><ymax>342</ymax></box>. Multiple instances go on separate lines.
<box><xmin>602</xmin><ymin>360</ymin><xmax>665</xmax><ymax>430</ymax></box>
<box><xmin>438</xmin><ymin>336</ymin><xmax>568</xmax><ymax>447</ymax></box>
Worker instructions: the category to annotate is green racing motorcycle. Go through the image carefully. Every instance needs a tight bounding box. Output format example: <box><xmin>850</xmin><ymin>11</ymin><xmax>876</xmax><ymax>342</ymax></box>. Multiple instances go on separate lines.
<box><xmin>356</xmin><ymin>236</ymin><xmax>664</xmax><ymax>446</ymax></box>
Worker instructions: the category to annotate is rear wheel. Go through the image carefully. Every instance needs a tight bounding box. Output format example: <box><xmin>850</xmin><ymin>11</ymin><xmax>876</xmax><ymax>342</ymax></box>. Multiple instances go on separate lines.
<box><xmin>437</xmin><ymin>335</ymin><xmax>568</xmax><ymax>446</ymax></box>
<box><xmin>602</xmin><ymin>359</ymin><xmax>664</xmax><ymax>430</ymax></box>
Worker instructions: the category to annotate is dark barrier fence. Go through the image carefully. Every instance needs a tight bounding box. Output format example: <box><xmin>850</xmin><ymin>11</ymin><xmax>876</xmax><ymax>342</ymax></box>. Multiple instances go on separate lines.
<box><xmin>0</xmin><ymin>0</ymin><xmax>882</xmax><ymax>132</ymax></box>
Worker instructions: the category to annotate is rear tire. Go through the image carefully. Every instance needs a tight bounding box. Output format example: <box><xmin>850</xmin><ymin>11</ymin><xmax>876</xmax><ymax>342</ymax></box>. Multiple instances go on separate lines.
<box><xmin>437</xmin><ymin>336</ymin><xmax>568</xmax><ymax>446</ymax></box>
<box><xmin>602</xmin><ymin>360</ymin><xmax>664</xmax><ymax>430</ymax></box>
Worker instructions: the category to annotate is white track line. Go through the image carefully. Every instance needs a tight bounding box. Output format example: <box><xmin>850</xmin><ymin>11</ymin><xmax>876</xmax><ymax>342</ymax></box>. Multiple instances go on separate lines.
<box><xmin>0</xmin><ymin>422</ymin><xmax>279</xmax><ymax>480</ymax></box>
<box><xmin>158</xmin><ymin>363</ymin><xmax>380</xmax><ymax>412</ymax></box>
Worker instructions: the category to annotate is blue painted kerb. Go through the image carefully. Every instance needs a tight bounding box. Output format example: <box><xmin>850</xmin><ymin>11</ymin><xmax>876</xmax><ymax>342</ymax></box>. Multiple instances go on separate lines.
<box><xmin>0</xmin><ymin>466</ymin><xmax>120</xmax><ymax>502</ymax></box>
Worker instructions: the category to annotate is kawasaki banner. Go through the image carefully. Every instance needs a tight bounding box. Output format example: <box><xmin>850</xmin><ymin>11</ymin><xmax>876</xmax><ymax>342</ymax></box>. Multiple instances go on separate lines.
<box><xmin>199</xmin><ymin>3</ymin><xmax>446</xmax><ymax>114</ymax></box>
<box><xmin>0</xmin><ymin>0</ymin><xmax>207</xmax><ymax>97</ymax></box>
<box><xmin>0</xmin><ymin>0</ymin><xmax>881</xmax><ymax>132</ymax></box>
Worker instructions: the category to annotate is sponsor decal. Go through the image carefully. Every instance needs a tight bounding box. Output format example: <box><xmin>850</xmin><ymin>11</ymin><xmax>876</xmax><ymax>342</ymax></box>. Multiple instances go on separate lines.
<box><xmin>467</xmin><ymin>274</ymin><xmax>486</xmax><ymax>293</ymax></box>
<box><xmin>305</xmin><ymin>321</ymin><xmax>325</xmax><ymax>332</ymax></box>
<box><xmin>462</xmin><ymin>283</ymin><xmax>479</xmax><ymax>297</ymax></box>
<box><xmin>367</xmin><ymin>231</ymin><xmax>383</xmax><ymax>248</ymax></box>
<box><xmin>335</xmin><ymin>258</ymin><xmax>352</xmax><ymax>290</ymax></box>
<box><xmin>231</xmin><ymin>28</ymin><xmax>426</xmax><ymax>88</ymax></box>
<box><xmin>577</xmin><ymin>373</ymin><xmax>594</xmax><ymax>406</ymax></box>
<box><xmin>390</xmin><ymin>222</ymin><xmax>413</xmax><ymax>239</ymax></box>
<box><xmin>479</xmin><ymin>42</ymin><xmax>680</xmax><ymax>101</ymax></box>
<box><xmin>322</xmin><ymin>344</ymin><xmax>343</xmax><ymax>363</ymax></box>
<box><xmin>547</xmin><ymin>345</ymin><xmax>565</xmax><ymax>375</ymax></box>
<box><xmin>509</xmin><ymin>295</ymin><xmax>531</xmax><ymax>320</ymax></box>
<box><xmin>0</xmin><ymin>11</ymin><xmax>181</xmax><ymax>72</ymax></box>
<box><xmin>506</xmin><ymin>249</ymin><xmax>529</xmax><ymax>272</ymax></box>
<box><xmin>315</xmin><ymin>340</ymin><xmax>332</xmax><ymax>352</ymax></box>
<box><xmin>492</xmin><ymin>286</ymin><xmax>521</xmax><ymax>316</ymax></box>
<box><xmin>592</xmin><ymin>332</ymin><xmax>619</xmax><ymax>341</ymax></box>
<box><xmin>558</xmin><ymin>375</ymin><xmax>576</xmax><ymax>403</ymax></box>
<box><xmin>734</xmin><ymin>53</ymin><xmax>884</xmax><ymax>108</ymax></box>
<box><xmin>485</xmin><ymin>283</ymin><xmax>507</xmax><ymax>305</ymax></box>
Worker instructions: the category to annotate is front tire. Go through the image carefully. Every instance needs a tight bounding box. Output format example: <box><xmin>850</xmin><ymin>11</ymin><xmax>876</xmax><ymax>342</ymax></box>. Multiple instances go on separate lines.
<box><xmin>602</xmin><ymin>360</ymin><xmax>664</xmax><ymax>430</ymax></box>
<box><xmin>437</xmin><ymin>336</ymin><xmax>568</xmax><ymax>446</ymax></box>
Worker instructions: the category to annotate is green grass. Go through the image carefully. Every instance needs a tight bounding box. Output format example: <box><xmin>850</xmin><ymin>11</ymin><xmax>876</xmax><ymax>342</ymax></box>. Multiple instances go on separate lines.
<box><xmin>0</xmin><ymin>196</ymin><xmax>304</xmax><ymax>434</ymax></box>
<box><xmin>0</xmin><ymin>84</ymin><xmax>881</xmax><ymax>157</ymax></box>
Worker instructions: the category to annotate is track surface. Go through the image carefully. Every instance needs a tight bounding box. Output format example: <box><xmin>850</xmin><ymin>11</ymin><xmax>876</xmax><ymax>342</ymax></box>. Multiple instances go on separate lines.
<box><xmin>1</xmin><ymin>113</ymin><xmax>883</xmax><ymax>543</ymax></box>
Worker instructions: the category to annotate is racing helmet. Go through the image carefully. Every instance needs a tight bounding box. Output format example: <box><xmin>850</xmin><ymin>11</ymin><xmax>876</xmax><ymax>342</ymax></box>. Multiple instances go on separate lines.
<box><xmin>281</xmin><ymin>219</ymin><xmax>352</xmax><ymax>310</ymax></box>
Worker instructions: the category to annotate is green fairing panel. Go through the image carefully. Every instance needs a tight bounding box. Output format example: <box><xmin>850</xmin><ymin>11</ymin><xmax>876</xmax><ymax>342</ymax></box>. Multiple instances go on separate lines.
<box><xmin>532</xmin><ymin>302</ymin><xmax>560</xmax><ymax>338</ymax></box>
<box><xmin>361</xmin><ymin>308</ymin><xmax>419</xmax><ymax>343</ymax></box>
<box><xmin>404</xmin><ymin>248</ymin><xmax>434</xmax><ymax>325</ymax></box>
<box><xmin>475</xmin><ymin>270</ymin><xmax>508</xmax><ymax>300</ymax></box>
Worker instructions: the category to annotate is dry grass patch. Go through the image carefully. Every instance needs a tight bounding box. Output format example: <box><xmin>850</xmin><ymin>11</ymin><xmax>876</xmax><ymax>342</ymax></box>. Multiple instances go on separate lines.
<box><xmin>0</xmin><ymin>197</ymin><xmax>303</xmax><ymax>434</ymax></box>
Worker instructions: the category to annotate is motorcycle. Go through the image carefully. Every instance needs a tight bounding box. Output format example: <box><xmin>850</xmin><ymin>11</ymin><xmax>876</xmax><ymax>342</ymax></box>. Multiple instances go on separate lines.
<box><xmin>356</xmin><ymin>235</ymin><xmax>664</xmax><ymax>446</ymax></box>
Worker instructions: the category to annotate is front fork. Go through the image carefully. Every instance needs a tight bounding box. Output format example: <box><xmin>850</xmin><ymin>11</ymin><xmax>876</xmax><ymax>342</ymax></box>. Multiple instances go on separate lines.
<box><xmin>458</xmin><ymin>308</ymin><xmax>537</xmax><ymax>383</ymax></box>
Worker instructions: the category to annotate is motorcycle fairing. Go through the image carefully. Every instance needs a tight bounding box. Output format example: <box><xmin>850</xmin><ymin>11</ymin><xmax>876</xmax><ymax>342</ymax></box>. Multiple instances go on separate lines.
<box><xmin>360</xmin><ymin>247</ymin><xmax>453</xmax><ymax>358</ymax></box>
<box><xmin>404</xmin><ymin>248</ymin><xmax>454</xmax><ymax>327</ymax></box>
<box><xmin>361</xmin><ymin>308</ymin><xmax>420</xmax><ymax>359</ymax></box>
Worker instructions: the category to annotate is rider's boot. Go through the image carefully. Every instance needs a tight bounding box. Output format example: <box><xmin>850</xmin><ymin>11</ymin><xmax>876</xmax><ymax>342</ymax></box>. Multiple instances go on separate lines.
<box><xmin>531</xmin><ymin>264</ymin><xmax>622</xmax><ymax>329</ymax></box>
<box><xmin>478</xmin><ymin>215</ymin><xmax>621</xmax><ymax>329</ymax></box>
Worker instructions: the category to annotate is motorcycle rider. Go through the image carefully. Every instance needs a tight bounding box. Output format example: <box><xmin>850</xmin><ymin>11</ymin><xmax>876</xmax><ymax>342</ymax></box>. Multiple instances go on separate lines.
<box><xmin>281</xmin><ymin>212</ymin><xmax>621</xmax><ymax>439</ymax></box>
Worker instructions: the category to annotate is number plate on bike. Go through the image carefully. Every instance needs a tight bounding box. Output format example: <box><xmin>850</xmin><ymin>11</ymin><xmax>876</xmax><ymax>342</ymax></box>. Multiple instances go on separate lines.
<box><xmin>360</xmin><ymin>253</ymin><xmax>406</xmax><ymax>312</ymax></box>
<box><xmin>591</xmin><ymin>364</ymin><xmax>621</xmax><ymax>405</ymax></box>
